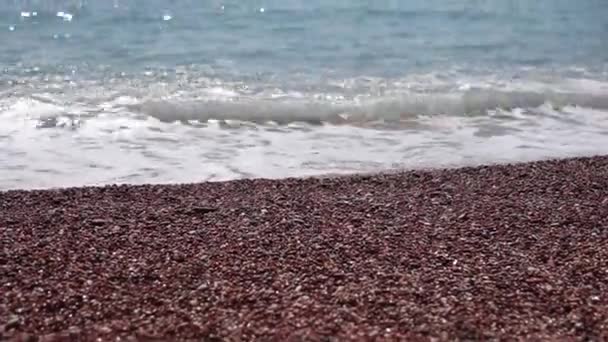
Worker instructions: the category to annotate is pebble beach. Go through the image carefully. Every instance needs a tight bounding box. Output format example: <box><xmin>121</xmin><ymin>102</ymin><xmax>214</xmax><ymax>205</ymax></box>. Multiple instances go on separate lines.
<box><xmin>1</xmin><ymin>156</ymin><xmax>608</xmax><ymax>340</ymax></box>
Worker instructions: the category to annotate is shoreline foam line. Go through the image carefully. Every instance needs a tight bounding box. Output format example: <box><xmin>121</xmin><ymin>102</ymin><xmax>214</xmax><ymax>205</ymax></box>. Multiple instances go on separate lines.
<box><xmin>1</xmin><ymin>155</ymin><xmax>607</xmax><ymax>340</ymax></box>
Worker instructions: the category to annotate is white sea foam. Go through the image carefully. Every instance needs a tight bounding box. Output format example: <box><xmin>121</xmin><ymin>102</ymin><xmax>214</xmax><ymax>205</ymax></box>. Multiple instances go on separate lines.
<box><xmin>2</xmin><ymin>73</ymin><xmax>608</xmax><ymax>190</ymax></box>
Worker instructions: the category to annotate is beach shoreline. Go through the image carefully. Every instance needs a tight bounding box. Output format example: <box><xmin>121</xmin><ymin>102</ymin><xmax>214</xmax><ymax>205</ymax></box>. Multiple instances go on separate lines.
<box><xmin>1</xmin><ymin>155</ymin><xmax>607</xmax><ymax>340</ymax></box>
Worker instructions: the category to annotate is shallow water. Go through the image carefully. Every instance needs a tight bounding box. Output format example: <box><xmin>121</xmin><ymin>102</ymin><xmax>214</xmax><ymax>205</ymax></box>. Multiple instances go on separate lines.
<box><xmin>1</xmin><ymin>0</ymin><xmax>608</xmax><ymax>189</ymax></box>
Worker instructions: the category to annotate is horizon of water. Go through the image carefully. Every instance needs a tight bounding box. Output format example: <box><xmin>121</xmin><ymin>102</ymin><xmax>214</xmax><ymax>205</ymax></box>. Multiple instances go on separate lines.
<box><xmin>1</xmin><ymin>0</ymin><xmax>608</xmax><ymax>190</ymax></box>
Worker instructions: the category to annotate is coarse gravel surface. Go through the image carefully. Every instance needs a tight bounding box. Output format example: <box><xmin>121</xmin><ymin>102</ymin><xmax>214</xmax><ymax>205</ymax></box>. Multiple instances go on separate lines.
<box><xmin>1</xmin><ymin>156</ymin><xmax>608</xmax><ymax>340</ymax></box>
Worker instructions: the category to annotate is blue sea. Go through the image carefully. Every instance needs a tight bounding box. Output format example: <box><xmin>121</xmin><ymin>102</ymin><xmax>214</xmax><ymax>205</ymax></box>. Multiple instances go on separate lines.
<box><xmin>1</xmin><ymin>0</ymin><xmax>608</xmax><ymax>189</ymax></box>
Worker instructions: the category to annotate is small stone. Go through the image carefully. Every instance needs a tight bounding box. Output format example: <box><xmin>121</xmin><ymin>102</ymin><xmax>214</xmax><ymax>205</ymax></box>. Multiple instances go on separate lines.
<box><xmin>95</xmin><ymin>325</ymin><xmax>112</xmax><ymax>334</ymax></box>
<box><xmin>4</xmin><ymin>315</ymin><xmax>20</xmax><ymax>330</ymax></box>
<box><xmin>90</xmin><ymin>218</ymin><xmax>106</xmax><ymax>226</ymax></box>
<box><xmin>40</xmin><ymin>333</ymin><xmax>60</xmax><ymax>342</ymax></box>
<box><xmin>292</xmin><ymin>218</ymin><xmax>305</xmax><ymax>225</ymax></box>
<box><xmin>173</xmin><ymin>253</ymin><xmax>186</xmax><ymax>262</ymax></box>
<box><xmin>68</xmin><ymin>326</ymin><xmax>81</xmax><ymax>335</ymax></box>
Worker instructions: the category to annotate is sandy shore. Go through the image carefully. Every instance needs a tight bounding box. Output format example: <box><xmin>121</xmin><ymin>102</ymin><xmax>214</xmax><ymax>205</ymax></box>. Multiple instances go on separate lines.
<box><xmin>1</xmin><ymin>156</ymin><xmax>607</xmax><ymax>340</ymax></box>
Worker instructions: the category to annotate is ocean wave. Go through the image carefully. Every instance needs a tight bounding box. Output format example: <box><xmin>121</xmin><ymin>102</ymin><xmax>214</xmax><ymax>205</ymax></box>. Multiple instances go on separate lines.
<box><xmin>134</xmin><ymin>89</ymin><xmax>608</xmax><ymax>124</ymax></box>
<box><xmin>3</xmin><ymin>72</ymin><xmax>608</xmax><ymax>127</ymax></box>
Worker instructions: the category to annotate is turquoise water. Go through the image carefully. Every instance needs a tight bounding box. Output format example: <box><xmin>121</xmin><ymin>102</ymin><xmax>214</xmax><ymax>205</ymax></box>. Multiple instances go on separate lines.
<box><xmin>2</xmin><ymin>1</ymin><xmax>608</xmax><ymax>75</ymax></box>
<box><xmin>1</xmin><ymin>0</ymin><xmax>608</xmax><ymax>189</ymax></box>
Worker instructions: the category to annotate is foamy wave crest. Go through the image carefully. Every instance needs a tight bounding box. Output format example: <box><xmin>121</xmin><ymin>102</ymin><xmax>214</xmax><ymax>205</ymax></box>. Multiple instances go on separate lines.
<box><xmin>4</xmin><ymin>72</ymin><xmax>608</xmax><ymax>127</ymax></box>
<box><xmin>135</xmin><ymin>89</ymin><xmax>608</xmax><ymax>124</ymax></box>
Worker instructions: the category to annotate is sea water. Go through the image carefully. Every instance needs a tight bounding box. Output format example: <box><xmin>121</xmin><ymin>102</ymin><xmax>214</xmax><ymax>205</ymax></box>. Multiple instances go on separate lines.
<box><xmin>1</xmin><ymin>0</ymin><xmax>608</xmax><ymax>189</ymax></box>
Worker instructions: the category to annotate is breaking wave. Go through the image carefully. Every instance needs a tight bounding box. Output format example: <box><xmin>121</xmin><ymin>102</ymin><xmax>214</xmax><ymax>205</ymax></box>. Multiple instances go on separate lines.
<box><xmin>3</xmin><ymin>72</ymin><xmax>608</xmax><ymax>127</ymax></box>
<box><xmin>135</xmin><ymin>89</ymin><xmax>608</xmax><ymax>124</ymax></box>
